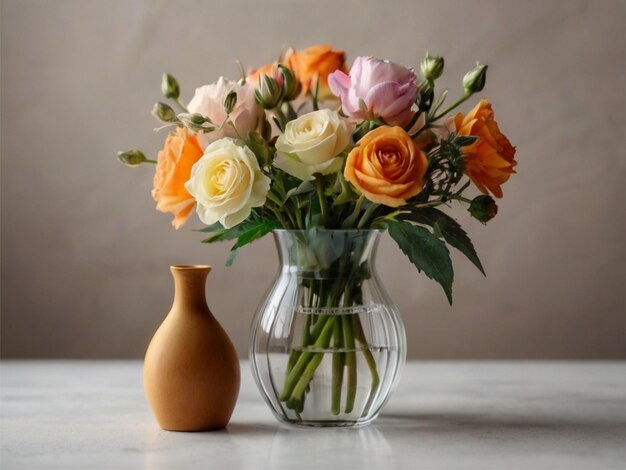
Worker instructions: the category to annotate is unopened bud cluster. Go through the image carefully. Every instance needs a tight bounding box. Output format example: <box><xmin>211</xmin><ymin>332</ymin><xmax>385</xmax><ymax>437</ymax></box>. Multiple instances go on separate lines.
<box><xmin>177</xmin><ymin>113</ymin><xmax>215</xmax><ymax>133</ymax></box>
<box><xmin>161</xmin><ymin>73</ymin><xmax>180</xmax><ymax>100</ymax></box>
<box><xmin>463</xmin><ymin>63</ymin><xmax>488</xmax><ymax>95</ymax></box>
<box><xmin>420</xmin><ymin>53</ymin><xmax>444</xmax><ymax>83</ymax></box>
<box><xmin>117</xmin><ymin>149</ymin><xmax>149</xmax><ymax>167</ymax></box>
<box><xmin>254</xmin><ymin>65</ymin><xmax>301</xmax><ymax>110</ymax></box>
<box><xmin>468</xmin><ymin>195</ymin><xmax>498</xmax><ymax>223</ymax></box>
<box><xmin>152</xmin><ymin>102</ymin><xmax>178</xmax><ymax>123</ymax></box>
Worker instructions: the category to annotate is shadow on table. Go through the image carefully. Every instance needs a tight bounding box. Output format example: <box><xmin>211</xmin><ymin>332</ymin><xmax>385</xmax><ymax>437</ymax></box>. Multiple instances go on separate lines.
<box><xmin>377</xmin><ymin>412</ymin><xmax>626</xmax><ymax>436</ymax></box>
<box><xmin>223</xmin><ymin>423</ymin><xmax>279</xmax><ymax>435</ymax></box>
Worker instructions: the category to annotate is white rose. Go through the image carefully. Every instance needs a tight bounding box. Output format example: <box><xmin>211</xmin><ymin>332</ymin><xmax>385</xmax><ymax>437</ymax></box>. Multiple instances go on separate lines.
<box><xmin>274</xmin><ymin>109</ymin><xmax>350</xmax><ymax>181</ymax></box>
<box><xmin>185</xmin><ymin>138</ymin><xmax>270</xmax><ymax>229</ymax></box>
<box><xmin>187</xmin><ymin>77</ymin><xmax>265</xmax><ymax>149</ymax></box>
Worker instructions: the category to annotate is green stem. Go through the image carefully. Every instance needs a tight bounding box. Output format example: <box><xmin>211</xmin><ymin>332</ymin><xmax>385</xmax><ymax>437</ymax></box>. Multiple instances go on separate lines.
<box><xmin>430</xmin><ymin>93</ymin><xmax>471</xmax><ymax>122</ymax></box>
<box><xmin>268</xmin><ymin>204</ymin><xmax>291</xmax><ymax>229</ymax></box>
<box><xmin>143</xmin><ymin>159</ymin><xmax>157</xmax><ymax>164</ymax></box>
<box><xmin>292</xmin><ymin>200</ymin><xmax>304</xmax><ymax>229</ymax></box>
<box><xmin>357</xmin><ymin>203</ymin><xmax>380</xmax><ymax>229</ymax></box>
<box><xmin>274</xmin><ymin>106</ymin><xmax>288</xmax><ymax>130</ymax></box>
<box><xmin>287</xmin><ymin>317</ymin><xmax>337</xmax><ymax>402</ymax></box>
<box><xmin>352</xmin><ymin>315</ymin><xmax>380</xmax><ymax>417</ymax></box>
<box><xmin>342</xmin><ymin>314</ymin><xmax>357</xmax><ymax>413</ymax></box>
<box><xmin>313</xmin><ymin>173</ymin><xmax>330</xmax><ymax>227</ymax></box>
<box><xmin>449</xmin><ymin>194</ymin><xmax>472</xmax><ymax>204</ymax></box>
<box><xmin>284</xmin><ymin>204</ymin><xmax>297</xmax><ymax>228</ymax></box>
<box><xmin>331</xmin><ymin>318</ymin><xmax>344</xmax><ymax>415</ymax></box>
<box><xmin>280</xmin><ymin>315</ymin><xmax>333</xmax><ymax>401</ymax></box>
<box><xmin>174</xmin><ymin>97</ymin><xmax>188</xmax><ymax>112</ymax></box>
<box><xmin>342</xmin><ymin>195</ymin><xmax>365</xmax><ymax>229</ymax></box>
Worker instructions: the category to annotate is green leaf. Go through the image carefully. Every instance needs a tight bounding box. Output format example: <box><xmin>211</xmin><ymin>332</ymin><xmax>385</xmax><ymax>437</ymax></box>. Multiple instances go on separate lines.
<box><xmin>266</xmin><ymin>190</ymin><xmax>284</xmax><ymax>208</ymax></box>
<box><xmin>231</xmin><ymin>219</ymin><xmax>281</xmax><ymax>250</ymax></box>
<box><xmin>388</xmin><ymin>220</ymin><xmax>454</xmax><ymax>304</ymax></box>
<box><xmin>196</xmin><ymin>222</ymin><xmax>224</xmax><ymax>233</ymax></box>
<box><xmin>225</xmin><ymin>249</ymin><xmax>239</xmax><ymax>267</ymax></box>
<box><xmin>201</xmin><ymin>223</ymin><xmax>250</xmax><ymax>243</ymax></box>
<box><xmin>454</xmin><ymin>135</ymin><xmax>478</xmax><ymax>147</ymax></box>
<box><xmin>200</xmin><ymin>214</ymin><xmax>262</xmax><ymax>243</ymax></box>
<box><xmin>398</xmin><ymin>208</ymin><xmax>484</xmax><ymax>275</ymax></box>
<box><xmin>284</xmin><ymin>180</ymin><xmax>315</xmax><ymax>203</ymax></box>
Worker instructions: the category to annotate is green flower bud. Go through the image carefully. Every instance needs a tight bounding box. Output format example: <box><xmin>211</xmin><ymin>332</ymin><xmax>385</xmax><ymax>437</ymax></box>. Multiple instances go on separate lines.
<box><xmin>224</xmin><ymin>90</ymin><xmax>238</xmax><ymax>115</ymax></box>
<box><xmin>161</xmin><ymin>73</ymin><xmax>180</xmax><ymax>99</ymax></box>
<box><xmin>468</xmin><ymin>195</ymin><xmax>498</xmax><ymax>223</ymax></box>
<box><xmin>463</xmin><ymin>63</ymin><xmax>488</xmax><ymax>95</ymax></box>
<box><xmin>278</xmin><ymin>65</ymin><xmax>300</xmax><ymax>101</ymax></box>
<box><xmin>117</xmin><ymin>149</ymin><xmax>149</xmax><ymax>167</ymax></box>
<box><xmin>420</xmin><ymin>52</ymin><xmax>444</xmax><ymax>82</ymax></box>
<box><xmin>151</xmin><ymin>102</ymin><xmax>177</xmax><ymax>123</ymax></box>
<box><xmin>177</xmin><ymin>113</ymin><xmax>215</xmax><ymax>133</ymax></box>
<box><xmin>254</xmin><ymin>74</ymin><xmax>282</xmax><ymax>109</ymax></box>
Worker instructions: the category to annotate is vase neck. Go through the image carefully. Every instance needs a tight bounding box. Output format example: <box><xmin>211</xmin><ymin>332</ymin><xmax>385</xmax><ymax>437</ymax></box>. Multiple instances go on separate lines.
<box><xmin>170</xmin><ymin>265</ymin><xmax>211</xmax><ymax>313</ymax></box>
<box><xmin>273</xmin><ymin>230</ymin><xmax>381</xmax><ymax>273</ymax></box>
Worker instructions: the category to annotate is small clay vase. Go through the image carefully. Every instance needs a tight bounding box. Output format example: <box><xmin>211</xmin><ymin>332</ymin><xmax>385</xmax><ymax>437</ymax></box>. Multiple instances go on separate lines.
<box><xmin>144</xmin><ymin>265</ymin><xmax>240</xmax><ymax>431</ymax></box>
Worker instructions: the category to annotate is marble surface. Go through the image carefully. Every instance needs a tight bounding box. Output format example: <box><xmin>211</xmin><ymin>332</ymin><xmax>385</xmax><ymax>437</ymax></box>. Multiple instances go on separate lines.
<box><xmin>1</xmin><ymin>361</ymin><xmax>625</xmax><ymax>470</ymax></box>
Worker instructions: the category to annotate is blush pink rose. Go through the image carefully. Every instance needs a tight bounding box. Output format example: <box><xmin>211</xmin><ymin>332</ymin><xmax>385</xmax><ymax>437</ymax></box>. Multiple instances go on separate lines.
<box><xmin>187</xmin><ymin>77</ymin><xmax>264</xmax><ymax>149</ymax></box>
<box><xmin>328</xmin><ymin>56</ymin><xmax>418</xmax><ymax>126</ymax></box>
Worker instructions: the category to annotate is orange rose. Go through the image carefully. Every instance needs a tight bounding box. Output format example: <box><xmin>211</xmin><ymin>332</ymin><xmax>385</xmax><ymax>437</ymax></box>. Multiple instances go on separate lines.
<box><xmin>152</xmin><ymin>127</ymin><xmax>204</xmax><ymax>229</ymax></box>
<box><xmin>344</xmin><ymin>126</ymin><xmax>428</xmax><ymax>207</ymax></box>
<box><xmin>454</xmin><ymin>99</ymin><xmax>517</xmax><ymax>198</ymax></box>
<box><xmin>284</xmin><ymin>44</ymin><xmax>346</xmax><ymax>98</ymax></box>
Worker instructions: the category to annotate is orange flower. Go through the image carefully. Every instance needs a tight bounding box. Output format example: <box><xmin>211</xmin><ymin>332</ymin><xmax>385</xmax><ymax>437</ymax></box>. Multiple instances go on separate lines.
<box><xmin>246</xmin><ymin>62</ymin><xmax>278</xmax><ymax>85</ymax></box>
<box><xmin>454</xmin><ymin>99</ymin><xmax>517</xmax><ymax>198</ymax></box>
<box><xmin>344</xmin><ymin>126</ymin><xmax>428</xmax><ymax>207</ymax></box>
<box><xmin>284</xmin><ymin>44</ymin><xmax>347</xmax><ymax>98</ymax></box>
<box><xmin>152</xmin><ymin>127</ymin><xmax>204</xmax><ymax>229</ymax></box>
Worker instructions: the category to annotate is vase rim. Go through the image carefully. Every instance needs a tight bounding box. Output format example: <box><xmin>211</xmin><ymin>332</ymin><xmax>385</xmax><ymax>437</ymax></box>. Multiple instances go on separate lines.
<box><xmin>170</xmin><ymin>265</ymin><xmax>212</xmax><ymax>271</ymax></box>
<box><xmin>273</xmin><ymin>229</ymin><xmax>385</xmax><ymax>233</ymax></box>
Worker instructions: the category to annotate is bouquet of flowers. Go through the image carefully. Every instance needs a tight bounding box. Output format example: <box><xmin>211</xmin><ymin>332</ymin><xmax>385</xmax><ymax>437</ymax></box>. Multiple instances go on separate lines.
<box><xmin>118</xmin><ymin>44</ymin><xmax>516</xmax><ymax>421</ymax></box>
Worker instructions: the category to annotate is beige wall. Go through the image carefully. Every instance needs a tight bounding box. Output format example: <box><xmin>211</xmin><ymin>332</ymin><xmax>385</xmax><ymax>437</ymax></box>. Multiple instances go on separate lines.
<box><xmin>1</xmin><ymin>0</ymin><xmax>625</xmax><ymax>359</ymax></box>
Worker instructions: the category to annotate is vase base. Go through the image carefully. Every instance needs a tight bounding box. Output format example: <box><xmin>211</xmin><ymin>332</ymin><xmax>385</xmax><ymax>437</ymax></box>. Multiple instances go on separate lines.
<box><xmin>277</xmin><ymin>417</ymin><xmax>377</xmax><ymax>429</ymax></box>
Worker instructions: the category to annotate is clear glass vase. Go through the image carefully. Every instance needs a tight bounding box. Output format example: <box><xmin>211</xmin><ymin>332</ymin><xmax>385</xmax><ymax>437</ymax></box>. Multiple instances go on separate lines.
<box><xmin>249</xmin><ymin>229</ymin><xmax>407</xmax><ymax>427</ymax></box>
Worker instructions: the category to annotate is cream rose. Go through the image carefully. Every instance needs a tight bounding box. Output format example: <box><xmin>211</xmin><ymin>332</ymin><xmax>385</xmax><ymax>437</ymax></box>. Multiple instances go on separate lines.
<box><xmin>187</xmin><ymin>77</ymin><xmax>264</xmax><ymax>149</ymax></box>
<box><xmin>274</xmin><ymin>109</ymin><xmax>350</xmax><ymax>181</ymax></box>
<box><xmin>184</xmin><ymin>138</ymin><xmax>270</xmax><ymax>228</ymax></box>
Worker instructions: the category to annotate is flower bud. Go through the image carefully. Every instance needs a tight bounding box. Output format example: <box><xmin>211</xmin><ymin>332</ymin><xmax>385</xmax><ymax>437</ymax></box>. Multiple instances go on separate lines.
<box><xmin>420</xmin><ymin>52</ymin><xmax>444</xmax><ymax>82</ymax></box>
<box><xmin>152</xmin><ymin>102</ymin><xmax>177</xmax><ymax>123</ymax></box>
<box><xmin>161</xmin><ymin>73</ymin><xmax>180</xmax><ymax>99</ymax></box>
<box><xmin>463</xmin><ymin>63</ymin><xmax>488</xmax><ymax>95</ymax></box>
<box><xmin>177</xmin><ymin>113</ymin><xmax>215</xmax><ymax>133</ymax></box>
<box><xmin>468</xmin><ymin>195</ymin><xmax>498</xmax><ymax>223</ymax></box>
<box><xmin>254</xmin><ymin>74</ymin><xmax>282</xmax><ymax>109</ymax></box>
<box><xmin>278</xmin><ymin>65</ymin><xmax>300</xmax><ymax>101</ymax></box>
<box><xmin>224</xmin><ymin>90</ymin><xmax>238</xmax><ymax>114</ymax></box>
<box><xmin>117</xmin><ymin>149</ymin><xmax>149</xmax><ymax>167</ymax></box>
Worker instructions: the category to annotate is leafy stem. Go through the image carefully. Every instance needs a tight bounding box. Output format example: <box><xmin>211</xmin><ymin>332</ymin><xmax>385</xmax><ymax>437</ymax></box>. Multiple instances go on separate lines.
<box><xmin>174</xmin><ymin>97</ymin><xmax>188</xmax><ymax>113</ymax></box>
<box><xmin>313</xmin><ymin>173</ymin><xmax>330</xmax><ymax>227</ymax></box>
<box><xmin>430</xmin><ymin>92</ymin><xmax>471</xmax><ymax>122</ymax></box>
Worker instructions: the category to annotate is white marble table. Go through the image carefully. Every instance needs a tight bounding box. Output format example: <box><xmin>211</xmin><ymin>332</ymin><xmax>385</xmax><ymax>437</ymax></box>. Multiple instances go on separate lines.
<box><xmin>1</xmin><ymin>361</ymin><xmax>625</xmax><ymax>470</ymax></box>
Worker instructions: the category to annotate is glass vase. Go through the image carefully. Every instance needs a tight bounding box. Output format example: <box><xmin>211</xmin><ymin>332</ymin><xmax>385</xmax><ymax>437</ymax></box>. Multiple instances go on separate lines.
<box><xmin>249</xmin><ymin>229</ymin><xmax>407</xmax><ymax>427</ymax></box>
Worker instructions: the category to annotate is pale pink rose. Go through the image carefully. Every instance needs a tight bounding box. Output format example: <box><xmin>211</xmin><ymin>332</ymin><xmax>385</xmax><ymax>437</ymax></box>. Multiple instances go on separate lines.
<box><xmin>328</xmin><ymin>56</ymin><xmax>418</xmax><ymax>126</ymax></box>
<box><xmin>187</xmin><ymin>77</ymin><xmax>264</xmax><ymax>148</ymax></box>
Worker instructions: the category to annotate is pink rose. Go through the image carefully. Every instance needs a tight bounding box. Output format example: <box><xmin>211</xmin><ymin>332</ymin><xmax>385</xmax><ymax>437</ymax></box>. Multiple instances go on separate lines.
<box><xmin>328</xmin><ymin>56</ymin><xmax>418</xmax><ymax>126</ymax></box>
<box><xmin>187</xmin><ymin>77</ymin><xmax>264</xmax><ymax>148</ymax></box>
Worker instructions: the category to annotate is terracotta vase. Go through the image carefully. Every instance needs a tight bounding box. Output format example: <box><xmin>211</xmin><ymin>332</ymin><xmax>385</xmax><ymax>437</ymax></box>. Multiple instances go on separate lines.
<box><xmin>144</xmin><ymin>265</ymin><xmax>240</xmax><ymax>431</ymax></box>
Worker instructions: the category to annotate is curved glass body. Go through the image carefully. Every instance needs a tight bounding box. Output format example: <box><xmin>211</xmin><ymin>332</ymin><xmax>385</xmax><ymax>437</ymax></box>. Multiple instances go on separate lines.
<box><xmin>249</xmin><ymin>229</ymin><xmax>407</xmax><ymax>427</ymax></box>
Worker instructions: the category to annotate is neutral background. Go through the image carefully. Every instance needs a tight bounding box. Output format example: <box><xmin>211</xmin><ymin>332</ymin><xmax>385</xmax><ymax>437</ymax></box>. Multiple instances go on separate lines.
<box><xmin>1</xmin><ymin>0</ymin><xmax>624</xmax><ymax>359</ymax></box>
